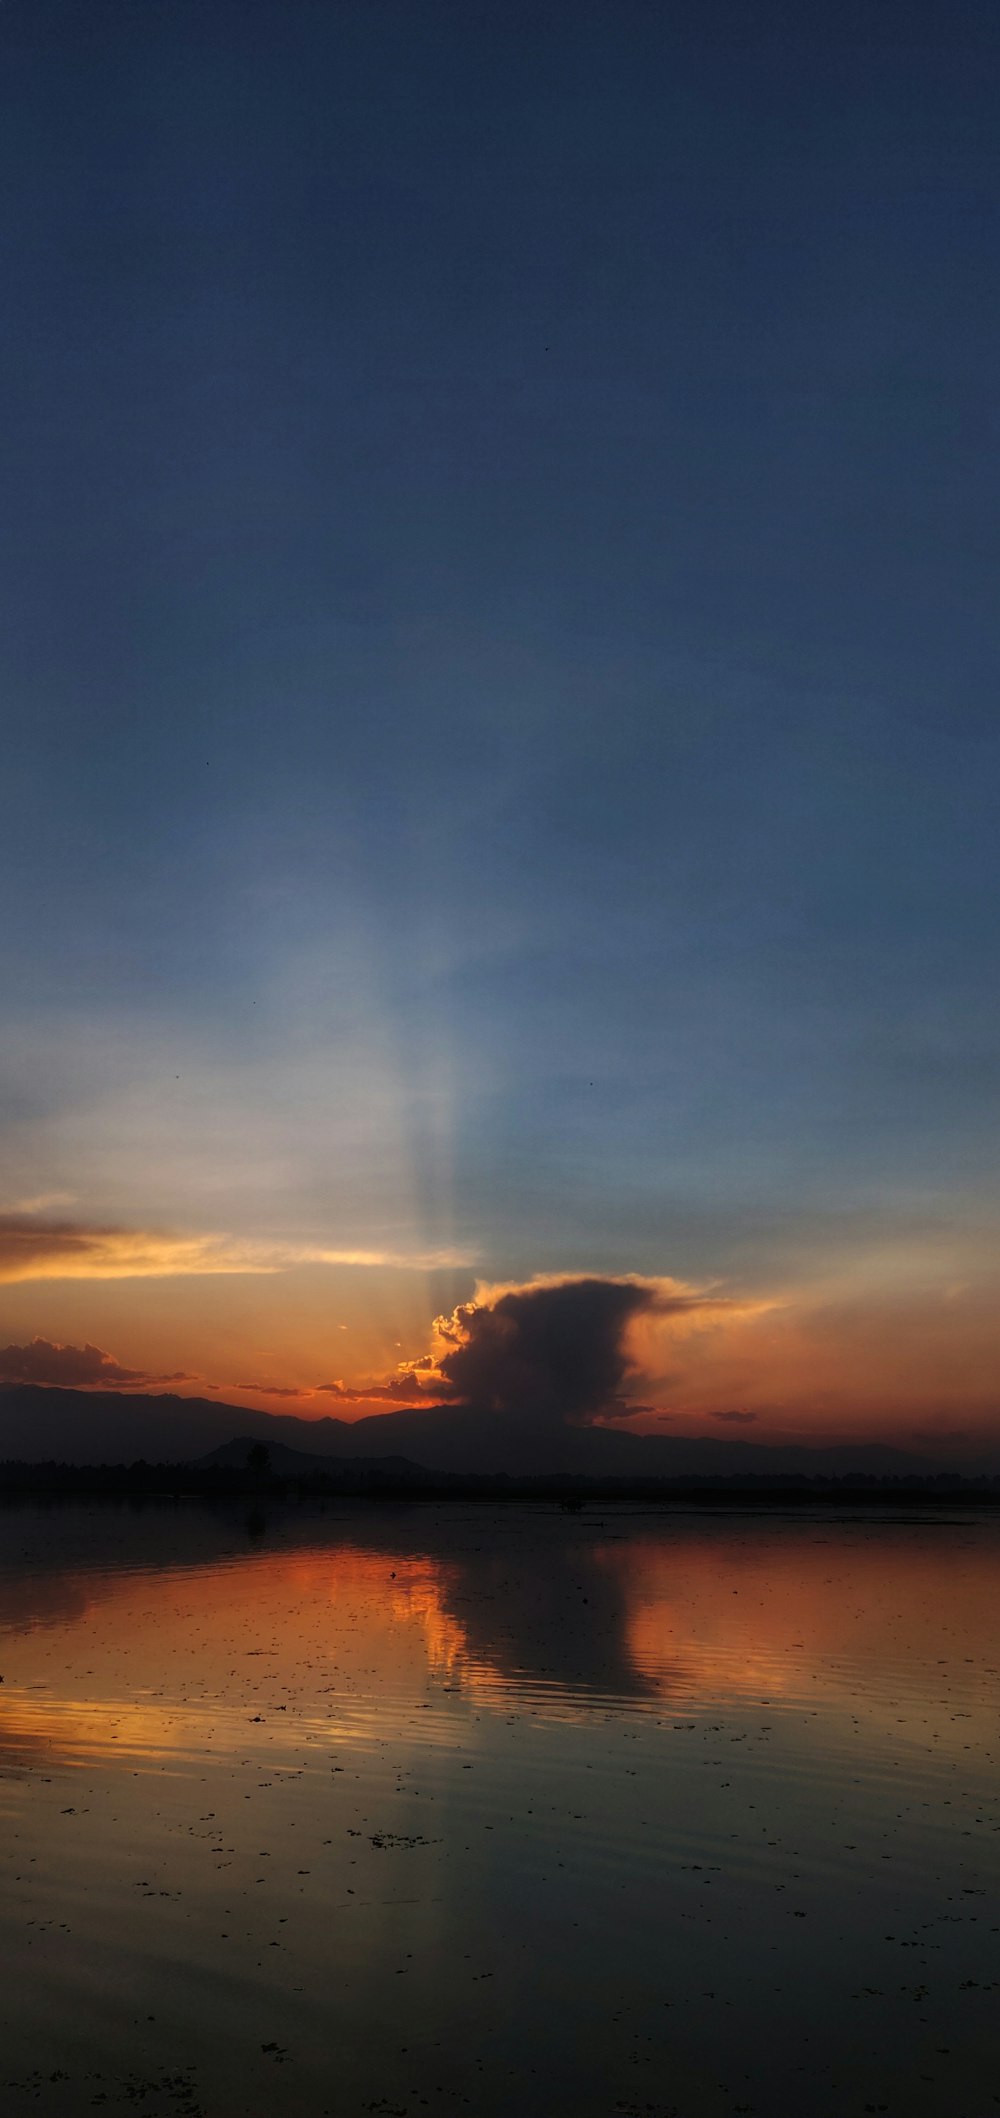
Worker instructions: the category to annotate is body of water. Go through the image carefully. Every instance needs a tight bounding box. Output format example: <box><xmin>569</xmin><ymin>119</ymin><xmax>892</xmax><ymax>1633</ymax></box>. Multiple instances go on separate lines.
<box><xmin>1</xmin><ymin>1500</ymin><xmax>997</xmax><ymax>2116</ymax></box>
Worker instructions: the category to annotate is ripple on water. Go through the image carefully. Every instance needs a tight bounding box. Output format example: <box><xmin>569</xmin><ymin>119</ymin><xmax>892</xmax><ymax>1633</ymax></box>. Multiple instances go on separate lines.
<box><xmin>1</xmin><ymin>1502</ymin><xmax>999</xmax><ymax>2117</ymax></box>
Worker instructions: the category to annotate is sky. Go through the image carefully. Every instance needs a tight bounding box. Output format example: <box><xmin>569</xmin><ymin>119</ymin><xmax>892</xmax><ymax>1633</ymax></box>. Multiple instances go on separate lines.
<box><xmin>2</xmin><ymin>0</ymin><xmax>998</xmax><ymax>1453</ymax></box>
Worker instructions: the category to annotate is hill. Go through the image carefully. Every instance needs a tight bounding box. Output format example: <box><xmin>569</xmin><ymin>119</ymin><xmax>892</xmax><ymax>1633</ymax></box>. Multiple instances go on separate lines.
<box><xmin>0</xmin><ymin>1382</ymin><xmax>953</xmax><ymax>1481</ymax></box>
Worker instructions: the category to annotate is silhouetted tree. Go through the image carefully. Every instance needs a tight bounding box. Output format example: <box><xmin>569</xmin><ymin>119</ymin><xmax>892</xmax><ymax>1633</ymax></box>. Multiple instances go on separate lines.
<box><xmin>246</xmin><ymin>1443</ymin><xmax>271</xmax><ymax>1477</ymax></box>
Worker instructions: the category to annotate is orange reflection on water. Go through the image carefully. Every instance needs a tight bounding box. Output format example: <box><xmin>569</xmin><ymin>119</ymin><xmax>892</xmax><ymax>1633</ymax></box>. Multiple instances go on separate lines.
<box><xmin>1</xmin><ymin>1510</ymin><xmax>998</xmax><ymax>1774</ymax></box>
<box><xmin>605</xmin><ymin>1521</ymin><xmax>1000</xmax><ymax>1738</ymax></box>
<box><xmin>0</xmin><ymin>1537</ymin><xmax>519</xmax><ymax>1775</ymax></box>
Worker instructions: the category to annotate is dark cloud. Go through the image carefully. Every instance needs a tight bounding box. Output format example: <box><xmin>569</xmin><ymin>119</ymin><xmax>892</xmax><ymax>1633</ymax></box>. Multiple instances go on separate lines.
<box><xmin>0</xmin><ymin>1215</ymin><xmax>117</xmax><ymax>1279</ymax></box>
<box><xmin>0</xmin><ymin>1337</ymin><xmax>197</xmax><ymax>1389</ymax></box>
<box><xmin>235</xmin><ymin>1381</ymin><xmax>313</xmax><ymax>1399</ymax></box>
<box><xmin>229</xmin><ymin>1276</ymin><xmax>726</xmax><ymax>1429</ymax></box>
<box><xmin>434</xmin><ymin>1277</ymin><xmax>674</xmax><ymax>1427</ymax></box>
<box><xmin>234</xmin><ymin>1376</ymin><xmax>427</xmax><ymax>1404</ymax></box>
<box><xmin>711</xmin><ymin>1408</ymin><xmax>758</xmax><ymax>1425</ymax></box>
<box><xmin>315</xmin><ymin>1376</ymin><xmax>428</xmax><ymax>1402</ymax></box>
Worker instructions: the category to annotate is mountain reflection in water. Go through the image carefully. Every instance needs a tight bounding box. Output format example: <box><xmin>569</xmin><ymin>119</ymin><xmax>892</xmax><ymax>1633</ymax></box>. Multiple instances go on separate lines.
<box><xmin>1</xmin><ymin>1502</ymin><xmax>998</xmax><ymax>2117</ymax></box>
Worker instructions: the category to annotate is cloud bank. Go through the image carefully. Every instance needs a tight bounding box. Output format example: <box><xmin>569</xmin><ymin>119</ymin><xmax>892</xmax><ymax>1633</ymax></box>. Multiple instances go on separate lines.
<box><xmin>0</xmin><ymin>1213</ymin><xmax>467</xmax><ymax>1283</ymax></box>
<box><xmin>233</xmin><ymin>1375</ymin><xmax>425</xmax><ymax>1405</ymax></box>
<box><xmin>0</xmin><ymin>1338</ymin><xmax>196</xmax><ymax>1390</ymax></box>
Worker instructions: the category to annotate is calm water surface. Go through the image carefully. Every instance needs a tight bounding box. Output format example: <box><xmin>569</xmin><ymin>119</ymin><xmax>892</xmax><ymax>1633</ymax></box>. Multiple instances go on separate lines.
<box><xmin>1</xmin><ymin>1501</ymin><xmax>998</xmax><ymax>2117</ymax></box>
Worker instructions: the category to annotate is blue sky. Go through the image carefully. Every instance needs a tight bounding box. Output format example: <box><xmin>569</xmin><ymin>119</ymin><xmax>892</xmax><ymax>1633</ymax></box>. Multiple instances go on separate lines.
<box><xmin>1</xmin><ymin>0</ymin><xmax>998</xmax><ymax>1436</ymax></box>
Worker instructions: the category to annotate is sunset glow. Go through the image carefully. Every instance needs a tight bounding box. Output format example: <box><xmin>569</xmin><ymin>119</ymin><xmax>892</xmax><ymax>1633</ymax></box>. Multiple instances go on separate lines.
<box><xmin>1</xmin><ymin>0</ymin><xmax>998</xmax><ymax>1477</ymax></box>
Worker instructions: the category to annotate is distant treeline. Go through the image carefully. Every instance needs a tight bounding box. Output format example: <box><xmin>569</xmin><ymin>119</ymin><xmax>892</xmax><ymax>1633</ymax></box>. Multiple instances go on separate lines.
<box><xmin>1</xmin><ymin>1458</ymin><xmax>999</xmax><ymax>1507</ymax></box>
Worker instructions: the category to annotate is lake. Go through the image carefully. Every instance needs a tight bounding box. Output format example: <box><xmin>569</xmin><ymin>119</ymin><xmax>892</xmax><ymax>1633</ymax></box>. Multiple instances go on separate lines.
<box><xmin>1</xmin><ymin>1500</ymin><xmax>997</xmax><ymax>2116</ymax></box>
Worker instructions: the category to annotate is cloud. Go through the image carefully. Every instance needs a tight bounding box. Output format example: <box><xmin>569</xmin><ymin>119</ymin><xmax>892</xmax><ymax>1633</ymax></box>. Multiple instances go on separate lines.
<box><xmin>315</xmin><ymin>1375</ymin><xmax>428</xmax><ymax>1402</ymax></box>
<box><xmin>297</xmin><ymin>1246</ymin><xmax>469</xmax><ymax>1272</ymax></box>
<box><xmin>0</xmin><ymin>1216</ymin><xmax>274</xmax><ymax>1284</ymax></box>
<box><xmin>234</xmin><ymin>1374</ymin><xmax>428</xmax><ymax>1405</ymax></box>
<box><xmin>711</xmin><ymin>1408</ymin><xmax>758</xmax><ymax>1425</ymax></box>
<box><xmin>0</xmin><ymin>1338</ymin><xmax>198</xmax><ymax>1390</ymax></box>
<box><xmin>0</xmin><ymin>1214</ymin><xmax>470</xmax><ymax>1284</ymax></box>
<box><xmin>9</xmin><ymin>1192</ymin><xmax>77</xmax><ymax>1214</ymax></box>
<box><xmin>234</xmin><ymin>1381</ymin><xmax>315</xmax><ymax>1399</ymax></box>
<box><xmin>427</xmin><ymin>1275</ymin><xmax>712</xmax><ymax>1428</ymax></box>
<box><xmin>229</xmin><ymin>1278</ymin><xmax>724</xmax><ymax>1422</ymax></box>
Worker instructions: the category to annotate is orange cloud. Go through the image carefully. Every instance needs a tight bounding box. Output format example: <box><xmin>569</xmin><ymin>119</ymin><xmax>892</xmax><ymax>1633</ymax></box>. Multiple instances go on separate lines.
<box><xmin>0</xmin><ymin>1212</ymin><xmax>468</xmax><ymax>1283</ymax></box>
<box><xmin>627</xmin><ymin>1272</ymin><xmax>1000</xmax><ymax>1444</ymax></box>
<box><xmin>231</xmin><ymin>1374</ymin><xmax>429</xmax><ymax>1406</ymax></box>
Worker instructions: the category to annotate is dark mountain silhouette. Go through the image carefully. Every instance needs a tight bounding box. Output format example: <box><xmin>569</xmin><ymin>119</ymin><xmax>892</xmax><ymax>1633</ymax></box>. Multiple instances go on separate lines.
<box><xmin>0</xmin><ymin>1385</ymin><xmax>346</xmax><ymax>1466</ymax></box>
<box><xmin>0</xmin><ymin>1382</ymin><xmax>951</xmax><ymax>1479</ymax></box>
<box><xmin>197</xmin><ymin>1436</ymin><xmax>436</xmax><ymax>1483</ymax></box>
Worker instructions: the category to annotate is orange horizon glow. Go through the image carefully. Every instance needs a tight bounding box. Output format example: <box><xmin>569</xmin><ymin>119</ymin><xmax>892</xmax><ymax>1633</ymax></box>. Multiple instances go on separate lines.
<box><xmin>1</xmin><ymin>1253</ymin><xmax>999</xmax><ymax>1451</ymax></box>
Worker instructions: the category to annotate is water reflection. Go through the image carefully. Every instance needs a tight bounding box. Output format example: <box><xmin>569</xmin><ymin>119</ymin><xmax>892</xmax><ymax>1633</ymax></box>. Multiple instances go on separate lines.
<box><xmin>1</xmin><ymin>1503</ymin><xmax>998</xmax><ymax>2117</ymax></box>
<box><xmin>1</xmin><ymin>1500</ymin><xmax>998</xmax><ymax>1754</ymax></box>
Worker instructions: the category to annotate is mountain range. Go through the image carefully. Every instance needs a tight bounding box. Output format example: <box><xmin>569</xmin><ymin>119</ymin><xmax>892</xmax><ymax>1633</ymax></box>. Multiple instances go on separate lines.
<box><xmin>0</xmin><ymin>1383</ymin><xmax>961</xmax><ymax>1480</ymax></box>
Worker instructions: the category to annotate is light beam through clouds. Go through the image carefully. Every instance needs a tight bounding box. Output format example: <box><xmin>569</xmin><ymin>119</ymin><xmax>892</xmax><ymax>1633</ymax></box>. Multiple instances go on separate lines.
<box><xmin>1</xmin><ymin>1</ymin><xmax>999</xmax><ymax>1460</ymax></box>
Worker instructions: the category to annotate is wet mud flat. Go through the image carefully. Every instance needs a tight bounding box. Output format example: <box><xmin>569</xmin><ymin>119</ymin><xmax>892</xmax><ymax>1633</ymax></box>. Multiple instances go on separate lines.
<box><xmin>1</xmin><ymin>1501</ymin><xmax>998</xmax><ymax>2115</ymax></box>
